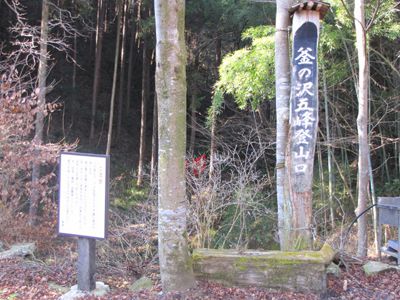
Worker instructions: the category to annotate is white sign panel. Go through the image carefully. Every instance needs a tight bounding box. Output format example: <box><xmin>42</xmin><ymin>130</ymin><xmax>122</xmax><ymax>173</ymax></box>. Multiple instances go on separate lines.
<box><xmin>58</xmin><ymin>152</ymin><xmax>109</xmax><ymax>239</ymax></box>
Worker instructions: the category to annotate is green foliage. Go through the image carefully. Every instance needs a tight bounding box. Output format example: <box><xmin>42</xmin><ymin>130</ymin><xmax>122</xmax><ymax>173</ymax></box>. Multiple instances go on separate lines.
<box><xmin>186</xmin><ymin>0</ymin><xmax>272</xmax><ymax>33</ymax></box>
<box><xmin>112</xmin><ymin>177</ymin><xmax>149</xmax><ymax>210</ymax></box>
<box><xmin>0</xmin><ymin>290</ymin><xmax>18</xmax><ymax>300</ymax></box>
<box><xmin>312</xmin><ymin>160</ymin><xmax>358</xmax><ymax>233</ymax></box>
<box><xmin>206</xmin><ymin>89</ymin><xmax>224</xmax><ymax>127</ymax></box>
<box><xmin>211</xmin><ymin>185</ymin><xmax>277</xmax><ymax>250</ymax></box>
<box><xmin>139</xmin><ymin>16</ymin><xmax>155</xmax><ymax>40</ymax></box>
<box><xmin>326</xmin><ymin>0</ymin><xmax>400</xmax><ymax>41</ymax></box>
<box><xmin>318</xmin><ymin>0</ymin><xmax>400</xmax><ymax>114</ymax></box>
<box><xmin>71</xmin><ymin>0</ymin><xmax>95</xmax><ymax>16</ymax></box>
<box><xmin>367</xmin><ymin>0</ymin><xmax>400</xmax><ymax>41</ymax></box>
<box><xmin>212</xmin><ymin>197</ymin><xmax>278</xmax><ymax>250</ymax></box>
<box><xmin>215</xmin><ymin>26</ymin><xmax>275</xmax><ymax>110</ymax></box>
<box><xmin>377</xmin><ymin>179</ymin><xmax>400</xmax><ymax>197</ymax></box>
<box><xmin>320</xmin><ymin>1</ymin><xmax>400</xmax><ymax>60</ymax></box>
<box><xmin>320</xmin><ymin>23</ymin><xmax>347</xmax><ymax>54</ymax></box>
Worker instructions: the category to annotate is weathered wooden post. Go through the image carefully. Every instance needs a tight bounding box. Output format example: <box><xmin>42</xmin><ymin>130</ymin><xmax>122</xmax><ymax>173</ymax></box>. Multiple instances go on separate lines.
<box><xmin>58</xmin><ymin>152</ymin><xmax>110</xmax><ymax>296</ymax></box>
<box><xmin>285</xmin><ymin>1</ymin><xmax>330</xmax><ymax>250</ymax></box>
<box><xmin>77</xmin><ymin>238</ymin><xmax>96</xmax><ymax>290</ymax></box>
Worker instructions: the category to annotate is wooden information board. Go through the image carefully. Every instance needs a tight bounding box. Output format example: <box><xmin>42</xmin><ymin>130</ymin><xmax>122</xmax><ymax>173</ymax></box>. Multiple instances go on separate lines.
<box><xmin>289</xmin><ymin>19</ymin><xmax>319</xmax><ymax>191</ymax></box>
<box><xmin>58</xmin><ymin>152</ymin><xmax>109</xmax><ymax>239</ymax></box>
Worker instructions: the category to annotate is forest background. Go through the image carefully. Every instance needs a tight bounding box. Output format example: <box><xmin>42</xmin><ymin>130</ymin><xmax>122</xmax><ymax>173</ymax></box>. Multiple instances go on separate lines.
<box><xmin>0</xmin><ymin>0</ymin><xmax>399</xmax><ymax>295</ymax></box>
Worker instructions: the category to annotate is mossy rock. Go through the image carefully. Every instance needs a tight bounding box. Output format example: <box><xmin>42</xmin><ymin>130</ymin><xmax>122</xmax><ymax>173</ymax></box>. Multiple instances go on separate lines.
<box><xmin>129</xmin><ymin>276</ymin><xmax>153</xmax><ymax>292</ymax></box>
<box><xmin>193</xmin><ymin>243</ymin><xmax>336</xmax><ymax>293</ymax></box>
<box><xmin>48</xmin><ymin>282</ymin><xmax>70</xmax><ymax>294</ymax></box>
<box><xmin>326</xmin><ymin>262</ymin><xmax>341</xmax><ymax>277</ymax></box>
<box><xmin>363</xmin><ymin>261</ymin><xmax>400</xmax><ymax>276</ymax></box>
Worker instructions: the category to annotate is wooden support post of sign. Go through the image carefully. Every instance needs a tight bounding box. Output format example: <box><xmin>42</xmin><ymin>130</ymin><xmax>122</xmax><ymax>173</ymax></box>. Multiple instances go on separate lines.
<box><xmin>77</xmin><ymin>238</ymin><xmax>96</xmax><ymax>291</ymax></box>
<box><xmin>285</xmin><ymin>1</ymin><xmax>330</xmax><ymax>250</ymax></box>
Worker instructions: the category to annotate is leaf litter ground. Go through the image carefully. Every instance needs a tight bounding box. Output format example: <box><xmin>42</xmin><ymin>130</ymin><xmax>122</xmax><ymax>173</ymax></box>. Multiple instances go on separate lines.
<box><xmin>0</xmin><ymin>218</ymin><xmax>399</xmax><ymax>299</ymax></box>
<box><xmin>1</xmin><ymin>251</ymin><xmax>400</xmax><ymax>299</ymax></box>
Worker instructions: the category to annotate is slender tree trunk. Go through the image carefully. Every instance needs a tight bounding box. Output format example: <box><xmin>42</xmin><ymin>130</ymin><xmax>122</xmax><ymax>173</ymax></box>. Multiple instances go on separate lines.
<box><xmin>355</xmin><ymin>0</ymin><xmax>369</xmax><ymax>257</ymax></box>
<box><xmin>189</xmin><ymin>88</ymin><xmax>197</xmax><ymax>154</ymax></box>
<box><xmin>117</xmin><ymin>0</ymin><xmax>128</xmax><ymax>140</ymax></box>
<box><xmin>150</xmin><ymin>93</ymin><xmax>158</xmax><ymax>186</ymax></box>
<box><xmin>396</xmin><ymin>61</ymin><xmax>400</xmax><ymax>178</ymax></box>
<box><xmin>90</xmin><ymin>0</ymin><xmax>105</xmax><ymax>144</ymax></box>
<box><xmin>322</xmin><ymin>63</ymin><xmax>335</xmax><ymax>229</ymax></box>
<box><xmin>136</xmin><ymin>39</ymin><xmax>149</xmax><ymax>186</ymax></box>
<box><xmin>189</xmin><ymin>54</ymin><xmax>199</xmax><ymax>154</ymax></box>
<box><xmin>209</xmin><ymin>113</ymin><xmax>216</xmax><ymax>179</ymax></box>
<box><xmin>317</xmin><ymin>142</ymin><xmax>326</xmax><ymax>232</ymax></box>
<box><xmin>104</xmin><ymin>0</ymin><xmax>109</xmax><ymax>33</ymax></box>
<box><xmin>30</xmin><ymin>0</ymin><xmax>49</xmax><ymax>226</ymax></box>
<box><xmin>209</xmin><ymin>35</ymin><xmax>222</xmax><ymax>179</ymax></box>
<box><xmin>275</xmin><ymin>0</ymin><xmax>292</xmax><ymax>250</ymax></box>
<box><xmin>106</xmin><ymin>0</ymin><xmax>122</xmax><ymax>155</ymax></box>
<box><xmin>72</xmin><ymin>32</ymin><xmax>77</xmax><ymax>92</ymax></box>
<box><xmin>367</xmin><ymin>51</ymin><xmax>379</xmax><ymax>255</ymax></box>
<box><xmin>253</xmin><ymin>109</ymin><xmax>271</xmax><ymax>182</ymax></box>
<box><xmin>126</xmin><ymin>4</ymin><xmax>137</xmax><ymax>115</ymax></box>
<box><xmin>154</xmin><ymin>0</ymin><xmax>195</xmax><ymax>292</ymax></box>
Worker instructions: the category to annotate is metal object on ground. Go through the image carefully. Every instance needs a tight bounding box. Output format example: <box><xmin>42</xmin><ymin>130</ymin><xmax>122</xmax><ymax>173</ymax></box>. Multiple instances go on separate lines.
<box><xmin>377</xmin><ymin>197</ymin><xmax>400</xmax><ymax>265</ymax></box>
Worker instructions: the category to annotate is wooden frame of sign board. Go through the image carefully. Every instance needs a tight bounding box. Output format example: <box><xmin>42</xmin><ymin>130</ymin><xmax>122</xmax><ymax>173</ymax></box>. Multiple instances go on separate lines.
<box><xmin>58</xmin><ymin>152</ymin><xmax>110</xmax><ymax>239</ymax></box>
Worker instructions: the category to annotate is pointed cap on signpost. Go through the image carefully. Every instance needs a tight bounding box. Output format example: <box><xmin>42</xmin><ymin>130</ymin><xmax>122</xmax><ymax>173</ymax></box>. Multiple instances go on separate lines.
<box><xmin>289</xmin><ymin>1</ymin><xmax>331</xmax><ymax>19</ymax></box>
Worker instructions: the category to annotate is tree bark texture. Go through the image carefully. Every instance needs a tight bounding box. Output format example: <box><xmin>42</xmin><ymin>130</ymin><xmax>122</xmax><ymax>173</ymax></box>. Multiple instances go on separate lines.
<box><xmin>274</xmin><ymin>0</ymin><xmax>292</xmax><ymax>250</ymax></box>
<box><xmin>154</xmin><ymin>0</ymin><xmax>195</xmax><ymax>292</ymax></box>
<box><xmin>30</xmin><ymin>0</ymin><xmax>49</xmax><ymax>225</ymax></box>
<box><xmin>89</xmin><ymin>0</ymin><xmax>105</xmax><ymax>144</ymax></box>
<box><xmin>355</xmin><ymin>0</ymin><xmax>369</xmax><ymax>257</ymax></box>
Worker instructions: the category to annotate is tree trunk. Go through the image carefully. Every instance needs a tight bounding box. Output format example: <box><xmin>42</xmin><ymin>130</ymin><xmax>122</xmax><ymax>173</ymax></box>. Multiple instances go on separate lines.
<box><xmin>117</xmin><ymin>0</ymin><xmax>128</xmax><ymax>141</ymax></box>
<box><xmin>136</xmin><ymin>39</ymin><xmax>149</xmax><ymax>187</ymax></box>
<box><xmin>188</xmin><ymin>52</ymin><xmax>200</xmax><ymax>155</ymax></box>
<box><xmin>189</xmin><ymin>88</ymin><xmax>197</xmax><ymax>154</ymax></box>
<box><xmin>126</xmin><ymin>2</ymin><xmax>137</xmax><ymax>115</ymax></box>
<box><xmin>322</xmin><ymin>63</ymin><xmax>335</xmax><ymax>229</ymax></box>
<box><xmin>154</xmin><ymin>0</ymin><xmax>195</xmax><ymax>292</ymax></box>
<box><xmin>209</xmin><ymin>112</ymin><xmax>216</xmax><ymax>179</ymax></box>
<box><xmin>150</xmin><ymin>93</ymin><xmax>158</xmax><ymax>186</ymax></box>
<box><xmin>72</xmin><ymin>32</ymin><xmax>77</xmax><ymax>94</ymax></box>
<box><xmin>106</xmin><ymin>0</ymin><xmax>122</xmax><ymax>155</ymax></box>
<box><xmin>275</xmin><ymin>0</ymin><xmax>292</xmax><ymax>250</ymax></box>
<box><xmin>89</xmin><ymin>0</ymin><xmax>105</xmax><ymax>144</ymax></box>
<box><xmin>355</xmin><ymin>0</ymin><xmax>369</xmax><ymax>257</ymax></box>
<box><xmin>30</xmin><ymin>0</ymin><xmax>49</xmax><ymax>226</ymax></box>
<box><xmin>209</xmin><ymin>35</ymin><xmax>222</xmax><ymax>179</ymax></box>
<box><xmin>367</xmin><ymin>51</ymin><xmax>378</xmax><ymax>255</ymax></box>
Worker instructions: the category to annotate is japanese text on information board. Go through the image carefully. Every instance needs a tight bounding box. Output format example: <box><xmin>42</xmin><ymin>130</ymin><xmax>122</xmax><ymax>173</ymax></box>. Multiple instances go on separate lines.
<box><xmin>58</xmin><ymin>153</ymin><xmax>109</xmax><ymax>239</ymax></box>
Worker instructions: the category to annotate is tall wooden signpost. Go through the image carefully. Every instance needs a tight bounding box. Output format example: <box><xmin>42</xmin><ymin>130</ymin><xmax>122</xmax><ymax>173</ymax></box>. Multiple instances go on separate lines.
<box><xmin>286</xmin><ymin>1</ymin><xmax>330</xmax><ymax>250</ymax></box>
<box><xmin>58</xmin><ymin>152</ymin><xmax>109</xmax><ymax>292</ymax></box>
